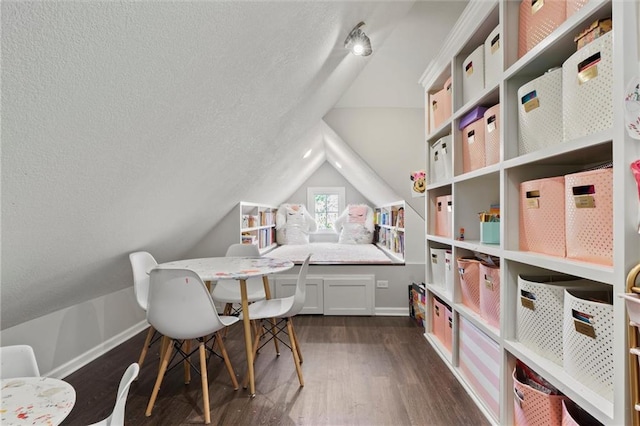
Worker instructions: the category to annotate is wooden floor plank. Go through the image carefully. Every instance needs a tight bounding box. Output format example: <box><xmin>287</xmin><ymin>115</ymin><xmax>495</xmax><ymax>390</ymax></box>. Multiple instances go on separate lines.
<box><xmin>61</xmin><ymin>316</ymin><xmax>490</xmax><ymax>425</ymax></box>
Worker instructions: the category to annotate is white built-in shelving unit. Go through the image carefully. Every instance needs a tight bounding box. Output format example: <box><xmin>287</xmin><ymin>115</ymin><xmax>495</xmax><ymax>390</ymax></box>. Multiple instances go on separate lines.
<box><xmin>374</xmin><ymin>201</ymin><xmax>406</xmax><ymax>263</ymax></box>
<box><xmin>238</xmin><ymin>202</ymin><xmax>277</xmax><ymax>255</ymax></box>
<box><xmin>419</xmin><ymin>0</ymin><xmax>639</xmax><ymax>424</ymax></box>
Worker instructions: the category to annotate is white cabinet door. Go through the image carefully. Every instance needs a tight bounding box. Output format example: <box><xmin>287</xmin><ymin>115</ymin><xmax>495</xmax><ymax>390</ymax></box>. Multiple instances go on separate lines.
<box><xmin>323</xmin><ymin>275</ymin><xmax>375</xmax><ymax>316</ymax></box>
<box><xmin>274</xmin><ymin>276</ymin><xmax>323</xmax><ymax>315</ymax></box>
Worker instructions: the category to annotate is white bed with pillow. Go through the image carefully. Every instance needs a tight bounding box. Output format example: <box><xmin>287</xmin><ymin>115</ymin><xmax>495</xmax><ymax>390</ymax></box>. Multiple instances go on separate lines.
<box><xmin>267</xmin><ymin>241</ymin><xmax>397</xmax><ymax>265</ymax></box>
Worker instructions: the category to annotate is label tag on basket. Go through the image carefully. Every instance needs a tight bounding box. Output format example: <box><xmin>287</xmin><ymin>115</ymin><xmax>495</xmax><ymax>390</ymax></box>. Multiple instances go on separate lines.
<box><xmin>491</xmin><ymin>34</ymin><xmax>500</xmax><ymax>54</ymax></box>
<box><xmin>578</xmin><ymin>53</ymin><xmax>601</xmax><ymax>85</ymax></box>
<box><xmin>572</xmin><ymin>309</ymin><xmax>596</xmax><ymax>338</ymax></box>
<box><xmin>435</xmin><ymin>305</ymin><xmax>440</xmax><ymax>316</ymax></box>
<box><xmin>446</xmin><ymin>82</ymin><xmax>452</xmax><ymax>93</ymax></box>
<box><xmin>442</xmin><ymin>142</ymin><xmax>448</xmax><ymax>154</ymax></box>
<box><xmin>520</xmin><ymin>290</ymin><xmax>536</xmax><ymax>310</ymax></box>
<box><xmin>467</xmin><ymin>130</ymin><xmax>475</xmax><ymax>144</ymax></box>
<box><xmin>522</xmin><ymin>90</ymin><xmax>539</xmax><ymax>113</ymax></box>
<box><xmin>432</xmin><ymin>100</ymin><xmax>438</xmax><ymax>111</ymax></box>
<box><xmin>487</xmin><ymin>115</ymin><xmax>496</xmax><ymax>133</ymax></box>
<box><xmin>484</xmin><ymin>275</ymin><xmax>494</xmax><ymax>290</ymax></box>
<box><xmin>531</xmin><ymin>0</ymin><xmax>543</xmax><ymax>14</ymax></box>
<box><xmin>526</xmin><ymin>190</ymin><xmax>540</xmax><ymax>208</ymax></box>
<box><xmin>466</xmin><ymin>61</ymin><xmax>473</xmax><ymax>76</ymax></box>
<box><xmin>520</xmin><ymin>296</ymin><xmax>535</xmax><ymax>310</ymax></box>
<box><xmin>447</xmin><ymin>201</ymin><xmax>452</xmax><ymax>212</ymax></box>
<box><xmin>432</xmin><ymin>254</ymin><xmax>438</xmax><ymax>264</ymax></box>
<box><xmin>573</xmin><ymin>185</ymin><xmax>596</xmax><ymax>208</ymax></box>
<box><xmin>434</xmin><ymin>151</ymin><xmax>439</xmax><ymax>162</ymax></box>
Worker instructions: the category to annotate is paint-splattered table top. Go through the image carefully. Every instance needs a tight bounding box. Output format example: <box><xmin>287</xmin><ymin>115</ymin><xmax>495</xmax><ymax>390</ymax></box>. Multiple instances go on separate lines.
<box><xmin>154</xmin><ymin>256</ymin><xmax>294</xmax><ymax>281</ymax></box>
<box><xmin>1</xmin><ymin>377</ymin><xmax>75</xmax><ymax>425</ymax></box>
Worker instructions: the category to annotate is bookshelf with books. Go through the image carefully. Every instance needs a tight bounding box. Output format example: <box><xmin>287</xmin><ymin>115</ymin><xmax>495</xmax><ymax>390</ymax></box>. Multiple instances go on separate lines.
<box><xmin>374</xmin><ymin>201</ymin><xmax>405</xmax><ymax>262</ymax></box>
<box><xmin>239</xmin><ymin>202</ymin><xmax>277</xmax><ymax>254</ymax></box>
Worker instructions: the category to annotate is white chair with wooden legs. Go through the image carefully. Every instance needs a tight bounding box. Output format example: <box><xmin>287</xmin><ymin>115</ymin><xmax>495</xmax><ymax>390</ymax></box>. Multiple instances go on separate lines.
<box><xmin>88</xmin><ymin>363</ymin><xmax>139</xmax><ymax>426</ymax></box>
<box><xmin>129</xmin><ymin>251</ymin><xmax>162</xmax><ymax>370</ymax></box>
<box><xmin>240</xmin><ymin>254</ymin><xmax>311</xmax><ymax>388</ymax></box>
<box><xmin>0</xmin><ymin>345</ymin><xmax>40</xmax><ymax>379</ymax></box>
<box><xmin>211</xmin><ymin>243</ymin><xmax>266</xmax><ymax>316</ymax></box>
<box><xmin>145</xmin><ymin>268</ymin><xmax>239</xmax><ymax>425</ymax></box>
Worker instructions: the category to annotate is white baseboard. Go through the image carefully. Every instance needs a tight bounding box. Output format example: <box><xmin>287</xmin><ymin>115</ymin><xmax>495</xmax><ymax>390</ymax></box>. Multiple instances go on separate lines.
<box><xmin>375</xmin><ymin>307</ymin><xmax>410</xmax><ymax>316</ymax></box>
<box><xmin>48</xmin><ymin>321</ymin><xmax>148</xmax><ymax>379</ymax></box>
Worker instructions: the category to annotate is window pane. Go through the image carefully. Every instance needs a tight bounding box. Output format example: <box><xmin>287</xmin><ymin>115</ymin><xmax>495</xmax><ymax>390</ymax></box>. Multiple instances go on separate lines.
<box><xmin>327</xmin><ymin>195</ymin><xmax>339</xmax><ymax>213</ymax></box>
<box><xmin>327</xmin><ymin>212</ymin><xmax>338</xmax><ymax>229</ymax></box>
<box><xmin>316</xmin><ymin>213</ymin><xmax>328</xmax><ymax>229</ymax></box>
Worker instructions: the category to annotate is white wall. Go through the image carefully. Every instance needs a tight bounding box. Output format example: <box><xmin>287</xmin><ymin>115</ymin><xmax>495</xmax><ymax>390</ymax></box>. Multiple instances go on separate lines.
<box><xmin>323</xmin><ymin>107</ymin><xmax>426</xmax><ymax>219</ymax></box>
<box><xmin>0</xmin><ymin>287</ymin><xmax>146</xmax><ymax>377</ymax></box>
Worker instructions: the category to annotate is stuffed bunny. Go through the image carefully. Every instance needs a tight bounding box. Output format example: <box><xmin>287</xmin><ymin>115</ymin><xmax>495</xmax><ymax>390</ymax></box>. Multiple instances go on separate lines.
<box><xmin>275</xmin><ymin>204</ymin><xmax>317</xmax><ymax>245</ymax></box>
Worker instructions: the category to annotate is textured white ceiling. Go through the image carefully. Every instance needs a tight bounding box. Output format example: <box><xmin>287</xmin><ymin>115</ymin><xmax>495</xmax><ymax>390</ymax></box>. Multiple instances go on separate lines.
<box><xmin>1</xmin><ymin>1</ymin><xmax>466</xmax><ymax>328</ymax></box>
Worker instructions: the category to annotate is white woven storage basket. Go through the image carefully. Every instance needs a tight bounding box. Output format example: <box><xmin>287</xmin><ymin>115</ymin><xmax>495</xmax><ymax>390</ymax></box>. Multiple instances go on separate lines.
<box><xmin>562</xmin><ymin>32</ymin><xmax>613</xmax><ymax>141</ymax></box>
<box><xmin>563</xmin><ymin>287</ymin><xmax>614</xmax><ymax>401</ymax></box>
<box><xmin>462</xmin><ymin>45</ymin><xmax>485</xmax><ymax>105</ymax></box>
<box><xmin>430</xmin><ymin>248</ymin><xmax>447</xmax><ymax>287</ymax></box>
<box><xmin>484</xmin><ymin>25</ymin><xmax>502</xmax><ymax>89</ymax></box>
<box><xmin>429</xmin><ymin>135</ymin><xmax>452</xmax><ymax>184</ymax></box>
<box><xmin>517</xmin><ymin>275</ymin><xmax>593</xmax><ymax>366</ymax></box>
<box><xmin>518</xmin><ymin>68</ymin><xmax>563</xmax><ymax>155</ymax></box>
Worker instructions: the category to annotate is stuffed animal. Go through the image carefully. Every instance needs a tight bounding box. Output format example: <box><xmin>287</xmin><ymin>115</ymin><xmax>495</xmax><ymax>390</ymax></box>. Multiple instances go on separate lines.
<box><xmin>411</xmin><ymin>170</ymin><xmax>426</xmax><ymax>194</ymax></box>
<box><xmin>275</xmin><ymin>203</ymin><xmax>317</xmax><ymax>245</ymax></box>
<box><xmin>333</xmin><ymin>204</ymin><xmax>374</xmax><ymax>244</ymax></box>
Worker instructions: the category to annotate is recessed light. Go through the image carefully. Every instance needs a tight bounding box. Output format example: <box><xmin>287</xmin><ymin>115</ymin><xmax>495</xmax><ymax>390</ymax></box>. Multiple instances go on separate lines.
<box><xmin>303</xmin><ymin>149</ymin><xmax>312</xmax><ymax>159</ymax></box>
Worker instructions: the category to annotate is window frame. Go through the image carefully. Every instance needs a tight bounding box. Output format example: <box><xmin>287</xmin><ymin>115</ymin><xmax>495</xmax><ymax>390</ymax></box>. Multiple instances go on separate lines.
<box><xmin>307</xmin><ymin>187</ymin><xmax>345</xmax><ymax>233</ymax></box>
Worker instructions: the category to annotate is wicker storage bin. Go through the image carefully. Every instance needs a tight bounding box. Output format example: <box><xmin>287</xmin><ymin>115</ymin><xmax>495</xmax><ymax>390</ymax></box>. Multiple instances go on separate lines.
<box><xmin>562</xmin><ymin>32</ymin><xmax>613</xmax><ymax>141</ymax></box>
<box><xmin>518</xmin><ymin>0</ymin><xmax>567</xmax><ymax>58</ymax></box>
<box><xmin>484</xmin><ymin>25</ymin><xmax>502</xmax><ymax>88</ymax></box>
<box><xmin>519</xmin><ymin>176</ymin><xmax>566</xmax><ymax>257</ymax></box>
<box><xmin>462</xmin><ymin>45</ymin><xmax>485</xmax><ymax>105</ymax></box>
<box><xmin>484</xmin><ymin>103</ymin><xmax>500</xmax><ymax>166</ymax></box>
<box><xmin>564</xmin><ymin>167</ymin><xmax>613</xmax><ymax>265</ymax></box>
<box><xmin>518</xmin><ymin>68</ymin><xmax>563</xmax><ymax>155</ymax></box>
<box><xmin>517</xmin><ymin>275</ymin><xmax>593</xmax><ymax>365</ymax></box>
<box><xmin>435</xmin><ymin>195</ymin><xmax>452</xmax><ymax>238</ymax></box>
<box><xmin>429</xmin><ymin>135</ymin><xmax>453</xmax><ymax>184</ymax></box>
<box><xmin>563</xmin><ymin>288</ymin><xmax>614</xmax><ymax>401</ymax></box>
<box><xmin>457</xmin><ymin>258</ymin><xmax>481</xmax><ymax>314</ymax></box>
<box><xmin>479</xmin><ymin>263</ymin><xmax>500</xmax><ymax>328</ymax></box>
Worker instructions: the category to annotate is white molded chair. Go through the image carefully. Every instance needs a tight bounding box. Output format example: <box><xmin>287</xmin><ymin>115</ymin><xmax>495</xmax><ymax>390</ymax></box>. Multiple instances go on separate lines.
<box><xmin>0</xmin><ymin>345</ymin><xmax>40</xmax><ymax>379</ymax></box>
<box><xmin>129</xmin><ymin>251</ymin><xmax>162</xmax><ymax>369</ymax></box>
<box><xmin>241</xmin><ymin>254</ymin><xmax>311</xmax><ymax>387</ymax></box>
<box><xmin>88</xmin><ymin>363</ymin><xmax>139</xmax><ymax>426</ymax></box>
<box><xmin>211</xmin><ymin>243</ymin><xmax>266</xmax><ymax>315</ymax></box>
<box><xmin>145</xmin><ymin>268</ymin><xmax>239</xmax><ymax>424</ymax></box>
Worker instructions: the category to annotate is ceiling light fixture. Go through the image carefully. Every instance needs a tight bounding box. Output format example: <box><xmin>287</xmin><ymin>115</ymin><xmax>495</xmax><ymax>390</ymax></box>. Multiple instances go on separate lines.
<box><xmin>303</xmin><ymin>149</ymin><xmax>313</xmax><ymax>159</ymax></box>
<box><xmin>344</xmin><ymin>22</ymin><xmax>372</xmax><ymax>57</ymax></box>
<box><xmin>335</xmin><ymin>161</ymin><xmax>342</xmax><ymax>169</ymax></box>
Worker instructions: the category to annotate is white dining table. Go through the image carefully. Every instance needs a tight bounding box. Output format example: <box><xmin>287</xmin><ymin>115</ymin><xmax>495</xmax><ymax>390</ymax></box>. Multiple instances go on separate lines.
<box><xmin>154</xmin><ymin>256</ymin><xmax>294</xmax><ymax>396</ymax></box>
<box><xmin>1</xmin><ymin>377</ymin><xmax>76</xmax><ymax>425</ymax></box>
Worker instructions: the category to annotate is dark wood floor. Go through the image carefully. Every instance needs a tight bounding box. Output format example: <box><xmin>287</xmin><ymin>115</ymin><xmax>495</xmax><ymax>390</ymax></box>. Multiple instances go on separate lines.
<box><xmin>61</xmin><ymin>316</ymin><xmax>490</xmax><ymax>425</ymax></box>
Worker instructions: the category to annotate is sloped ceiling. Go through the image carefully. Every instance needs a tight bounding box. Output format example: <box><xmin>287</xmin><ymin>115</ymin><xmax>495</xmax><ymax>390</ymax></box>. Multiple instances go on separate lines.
<box><xmin>1</xmin><ymin>1</ymin><xmax>467</xmax><ymax>329</ymax></box>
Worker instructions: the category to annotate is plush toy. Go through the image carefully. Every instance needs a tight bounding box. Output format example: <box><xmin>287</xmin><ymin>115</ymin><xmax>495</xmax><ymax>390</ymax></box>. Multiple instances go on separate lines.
<box><xmin>333</xmin><ymin>204</ymin><xmax>374</xmax><ymax>244</ymax></box>
<box><xmin>411</xmin><ymin>170</ymin><xmax>426</xmax><ymax>195</ymax></box>
<box><xmin>275</xmin><ymin>203</ymin><xmax>317</xmax><ymax>245</ymax></box>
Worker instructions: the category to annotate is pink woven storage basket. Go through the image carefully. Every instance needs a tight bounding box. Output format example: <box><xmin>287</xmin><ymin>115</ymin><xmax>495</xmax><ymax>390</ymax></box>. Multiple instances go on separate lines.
<box><xmin>561</xmin><ymin>400</ymin><xmax>600</xmax><ymax>426</ymax></box>
<box><xmin>457</xmin><ymin>258</ymin><xmax>481</xmax><ymax>314</ymax></box>
<box><xmin>462</xmin><ymin>118</ymin><xmax>486</xmax><ymax>173</ymax></box>
<box><xmin>565</xmin><ymin>0</ymin><xmax>588</xmax><ymax>18</ymax></box>
<box><xmin>484</xmin><ymin>104</ymin><xmax>500</xmax><ymax>166</ymax></box>
<box><xmin>479</xmin><ymin>263</ymin><xmax>500</xmax><ymax>328</ymax></box>
<box><xmin>564</xmin><ymin>168</ymin><xmax>613</xmax><ymax>265</ymax></box>
<box><xmin>432</xmin><ymin>297</ymin><xmax>446</xmax><ymax>344</ymax></box>
<box><xmin>443</xmin><ymin>305</ymin><xmax>453</xmax><ymax>352</ymax></box>
<box><xmin>519</xmin><ymin>176</ymin><xmax>566</xmax><ymax>257</ymax></box>
<box><xmin>518</xmin><ymin>0</ymin><xmax>567</xmax><ymax>58</ymax></box>
<box><xmin>513</xmin><ymin>369</ymin><xmax>567</xmax><ymax>426</ymax></box>
<box><xmin>430</xmin><ymin>77</ymin><xmax>452</xmax><ymax>131</ymax></box>
<box><xmin>435</xmin><ymin>195</ymin><xmax>452</xmax><ymax>238</ymax></box>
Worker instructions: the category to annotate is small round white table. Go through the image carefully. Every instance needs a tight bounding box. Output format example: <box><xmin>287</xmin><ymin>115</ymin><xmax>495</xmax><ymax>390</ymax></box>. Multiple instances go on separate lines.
<box><xmin>154</xmin><ymin>256</ymin><xmax>295</xmax><ymax>396</ymax></box>
<box><xmin>1</xmin><ymin>377</ymin><xmax>76</xmax><ymax>425</ymax></box>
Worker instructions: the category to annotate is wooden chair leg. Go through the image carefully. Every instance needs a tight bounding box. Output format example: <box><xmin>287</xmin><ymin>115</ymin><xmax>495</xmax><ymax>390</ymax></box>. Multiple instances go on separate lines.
<box><xmin>289</xmin><ymin>320</ymin><xmax>303</xmax><ymax>364</ymax></box>
<box><xmin>138</xmin><ymin>326</ymin><xmax>156</xmax><ymax>369</ymax></box>
<box><xmin>146</xmin><ymin>338</ymin><xmax>173</xmax><ymax>417</ymax></box>
<box><xmin>215</xmin><ymin>332</ymin><xmax>239</xmax><ymax>390</ymax></box>
<box><xmin>198</xmin><ymin>341</ymin><xmax>211</xmax><ymax>425</ymax></box>
<box><xmin>183</xmin><ymin>340</ymin><xmax>191</xmax><ymax>384</ymax></box>
<box><xmin>287</xmin><ymin>319</ymin><xmax>304</xmax><ymax>387</ymax></box>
